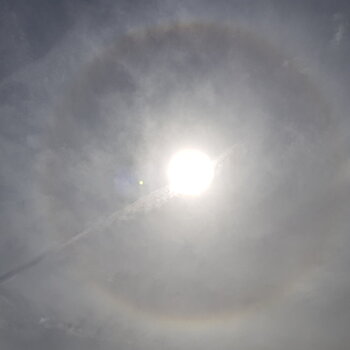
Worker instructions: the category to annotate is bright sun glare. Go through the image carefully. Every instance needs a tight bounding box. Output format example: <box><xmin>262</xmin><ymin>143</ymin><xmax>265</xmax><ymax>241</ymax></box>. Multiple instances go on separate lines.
<box><xmin>167</xmin><ymin>149</ymin><xmax>215</xmax><ymax>196</ymax></box>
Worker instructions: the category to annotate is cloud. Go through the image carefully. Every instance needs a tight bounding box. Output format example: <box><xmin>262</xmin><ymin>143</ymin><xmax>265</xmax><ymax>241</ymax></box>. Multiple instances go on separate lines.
<box><xmin>0</xmin><ymin>1</ymin><xmax>350</xmax><ymax>349</ymax></box>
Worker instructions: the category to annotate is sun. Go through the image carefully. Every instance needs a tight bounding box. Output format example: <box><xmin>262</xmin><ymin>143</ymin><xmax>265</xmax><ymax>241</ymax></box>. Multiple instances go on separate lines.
<box><xmin>167</xmin><ymin>149</ymin><xmax>215</xmax><ymax>196</ymax></box>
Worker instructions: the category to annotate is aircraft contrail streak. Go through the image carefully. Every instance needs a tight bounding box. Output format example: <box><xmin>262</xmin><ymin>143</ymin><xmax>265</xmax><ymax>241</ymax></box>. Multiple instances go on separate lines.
<box><xmin>0</xmin><ymin>186</ymin><xmax>172</xmax><ymax>286</ymax></box>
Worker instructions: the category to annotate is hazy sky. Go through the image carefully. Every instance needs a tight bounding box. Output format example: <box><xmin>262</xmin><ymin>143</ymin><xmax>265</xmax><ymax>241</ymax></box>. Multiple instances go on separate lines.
<box><xmin>0</xmin><ymin>1</ymin><xmax>350</xmax><ymax>349</ymax></box>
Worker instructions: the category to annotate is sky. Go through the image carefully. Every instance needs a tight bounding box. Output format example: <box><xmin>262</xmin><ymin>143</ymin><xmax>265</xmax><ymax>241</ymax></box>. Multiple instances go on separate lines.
<box><xmin>0</xmin><ymin>1</ymin><xmax>350</xmax><ymax>349</ymax></box>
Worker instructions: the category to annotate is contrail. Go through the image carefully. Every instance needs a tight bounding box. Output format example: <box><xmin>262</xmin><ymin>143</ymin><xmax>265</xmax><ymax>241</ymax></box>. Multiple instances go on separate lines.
<box><xmin>0</xmin><ymin>186</ymin><xmax>173</xmax><ymax>286</ymax></box>
<box><xmin>0</xmin><ymin>147</ymin><xmax>237</xmax><ymax>286</ymax></box>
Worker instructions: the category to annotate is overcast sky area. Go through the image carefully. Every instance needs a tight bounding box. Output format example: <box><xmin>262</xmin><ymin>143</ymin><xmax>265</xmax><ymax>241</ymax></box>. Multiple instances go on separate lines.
<box><xmin>0</xmin><ymin>0</ymin><xmax>350</xmax><ymax>349</ymax></box>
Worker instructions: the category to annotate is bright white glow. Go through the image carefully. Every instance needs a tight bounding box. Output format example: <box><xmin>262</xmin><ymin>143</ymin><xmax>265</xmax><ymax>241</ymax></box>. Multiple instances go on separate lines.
<box><xmin>167</xmin><ymin>149</ymin><xmax>215</xmax><ymax>196</ymax></box>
